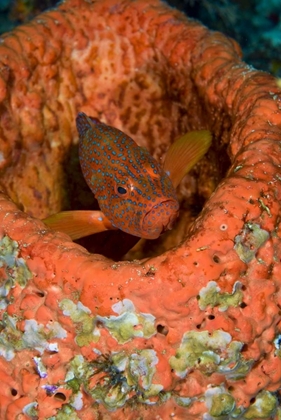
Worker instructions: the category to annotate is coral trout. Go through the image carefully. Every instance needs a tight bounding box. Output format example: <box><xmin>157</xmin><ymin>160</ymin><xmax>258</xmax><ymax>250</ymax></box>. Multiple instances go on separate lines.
<box><xmin>44</xmin><ymin>113</ymin><xmax>211</xmax><ymax>240</ymax></box>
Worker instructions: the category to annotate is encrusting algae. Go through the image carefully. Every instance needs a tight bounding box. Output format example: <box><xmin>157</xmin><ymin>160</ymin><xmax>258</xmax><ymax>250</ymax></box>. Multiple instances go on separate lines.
<box><xmin>0</xmin><ymin>0</ymin><xmax>281</xmax><ymax>419</ymax></box>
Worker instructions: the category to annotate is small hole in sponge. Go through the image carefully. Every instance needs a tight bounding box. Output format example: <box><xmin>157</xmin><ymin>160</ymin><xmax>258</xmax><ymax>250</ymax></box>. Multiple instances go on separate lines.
<box><xmin>157</xmin><ymin>324</ymin><xmax>169</xmax><ymax>336</ymax></box>
<box><xmin>54</xmin><ymin>392</ymin><xmax>66</xmax><ymax>401</ymax></box>
<box><xmin>11</xmin><ymin>388</ymin><xmax>18</xmax><ymax>396</ymax></box>
<box><xmin>241</xmin><ymin>344</ymin><xmax>248</xmax><ymax>353</ymax></box>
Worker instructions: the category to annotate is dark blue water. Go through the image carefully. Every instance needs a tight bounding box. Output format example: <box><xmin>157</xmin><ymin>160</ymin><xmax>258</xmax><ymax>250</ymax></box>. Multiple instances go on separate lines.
<box><xmin>166</xmin><ymin>0</ymin><xmax>281</xmax><ymax>77</ymax></box>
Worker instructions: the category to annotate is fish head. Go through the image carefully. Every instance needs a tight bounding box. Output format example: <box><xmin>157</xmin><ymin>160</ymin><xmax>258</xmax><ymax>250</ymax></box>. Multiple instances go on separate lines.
<box><xmin>94</xmin><ymin>159</ymin><xmax>180</xmax><ymax>239</ymax></box>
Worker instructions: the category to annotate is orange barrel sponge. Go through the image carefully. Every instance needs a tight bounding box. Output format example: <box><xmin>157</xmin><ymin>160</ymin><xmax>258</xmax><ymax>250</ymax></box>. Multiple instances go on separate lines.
<box><xmin>0</xmin><ymin>0</ymin><xmax>281</xmax><ymax>419</ymax></box>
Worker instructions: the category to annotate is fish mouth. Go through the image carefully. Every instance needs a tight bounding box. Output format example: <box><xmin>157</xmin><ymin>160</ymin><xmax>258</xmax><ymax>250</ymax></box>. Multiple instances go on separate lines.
<box><xmin>141</xmin><ymin>199</ymin><xmax>179</xmax><ymax>240</ymax></box>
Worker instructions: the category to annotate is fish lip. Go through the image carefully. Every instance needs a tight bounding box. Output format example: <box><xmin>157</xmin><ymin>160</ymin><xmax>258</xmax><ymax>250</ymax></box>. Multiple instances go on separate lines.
<box><xmin>141</xmin><ymin>199</ymin><xmax>179</xmax><ymax>239</ymax></box>
<box><xmin>160</xmin><ymin>206</ymin><xmax>179</xmax><ymax>232</ymax></box>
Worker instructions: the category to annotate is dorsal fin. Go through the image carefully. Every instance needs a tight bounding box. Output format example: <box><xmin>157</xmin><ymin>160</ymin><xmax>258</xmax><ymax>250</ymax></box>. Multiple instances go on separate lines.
<box><xmin>163</xmin><ymin>130</ymin><xmax>212</xmax><ymax>188</ymax></box>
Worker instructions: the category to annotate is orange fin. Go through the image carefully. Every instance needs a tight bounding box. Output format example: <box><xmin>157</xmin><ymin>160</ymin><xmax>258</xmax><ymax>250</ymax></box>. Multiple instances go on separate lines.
<box><xmin>163</xmin><ymin>130</ymin><xmax>212</xmax><ymax>188</ymax></box>
<box><xmin>43</xmin><ymin>210</ymin><xmax>117</xmax><ymax>240</ymax></box>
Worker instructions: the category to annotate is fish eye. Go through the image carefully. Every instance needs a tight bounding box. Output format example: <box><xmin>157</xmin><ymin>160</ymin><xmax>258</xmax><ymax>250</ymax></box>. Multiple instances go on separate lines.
<box><xmin>117</xmin><ymin>186</ymin><xmax>127</xmax><ymax>195</ymax></box>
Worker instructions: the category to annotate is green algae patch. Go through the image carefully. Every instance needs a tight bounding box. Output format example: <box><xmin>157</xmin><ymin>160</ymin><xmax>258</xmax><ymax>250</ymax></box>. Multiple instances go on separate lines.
<box><xmin>218</xmin><ymin>340</ymin><xmax>254</xmax><ymax>380</ymax></box>
<box><xmin>128</xmin><ymin>349</ymin><xmax>163</xmax><ymax>397</ymax></box>
<box><xmin>234</xmin><ymin>222</ymin><xmax>269</xmax><ymax>263</ymax></box>
<box><xmin>60</xmin><ymin>298</ymin><xmax>156</xmax><ymax>346</ymax></box>
<box><xmin>0</xmin><ymin>237</ymin><xmax>34</xmax><ymax>359</ymax></box>
<box><xmin>169</xmin><ymin>330</ymin><xmax>252</xmax><ymax>379</ymax></box>
<box><xmin>60</xmin><ymin>299</ymin><xmax>100</xmax><ymax>346</ymax></box>
<box><xmin>0</xmin><ymin>235</ymin><xmax>32</xmax><ymax>309</ymax></box>
<box><xmin>23</xmin><ymin>402</ymin><xmax>38</xmax><ymax>417</ymax></box>
<box><xmin>0</xmin><ymin>313</ymin><xmax>22</xmax><ymax>360</ymax></box>
<box><xmin>198</xmin><ymin>281</ymin><xmax>243</xmax><ymax>311</ymax></box>
<box><xmin>23</xmin><ymin>319</ymin><xmax>67</xmax><ymax>352</ymax></box>
<box><xmin>87</xmin><ymin>349</ymin><xmax>163</xmax><ymax>409</ymax></box>
<box><xmin>174</xmin><ymin>396</ymin><xmax>192</xmax><ymax>408</ymax></box>
<box><xmin>210</xmin><ymin>394</ymin><xmax>235</xmax><ymax>417</ymax></box>
<box><xmin>205</xmin><ymin>386</ymin><xmax>236</xmax><ymax>417</ymax></box>
<box><xmin>0</xmin><ymin>315</ymin><xmax>67</xmax><ymax>361</ymax></box>
<box><xmin>65</xmin><ymin>354</ymin><xmax>88</xmax><ymax>384</ymax></box>
<box><xmin>96</xmin><ymin>298</ymin><xmax>156</xmax><ymax>344</ymax></box>
<box><xmin>244</xmin><ymin>391</ymin><xmax>277</xmax><ymax>419</ymax></box>
<box><xmin>64</xmin><ymin>350</ymin><xmax>164</xmax><ymax>411</ymax></box>
<box><xmin>47</xmin><ymin>404</ymin><xmax>81</xmax><ymax>420</ymax></box>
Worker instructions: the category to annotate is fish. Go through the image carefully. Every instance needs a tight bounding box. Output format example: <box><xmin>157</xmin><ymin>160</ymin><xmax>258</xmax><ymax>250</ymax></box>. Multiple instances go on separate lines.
<box><xmin>43</xmin><ymin>112</ymin><xmax>211</xmax><ymax>240</ymax></box>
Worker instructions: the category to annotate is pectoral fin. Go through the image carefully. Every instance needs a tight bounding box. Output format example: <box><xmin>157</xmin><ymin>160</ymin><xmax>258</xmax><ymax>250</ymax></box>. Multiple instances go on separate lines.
<box><xmin>43</xmin><ymin>210</ymin><xmax>117</xmax><ymax>240</ymax></box>
<box><xmin>163</xmin><ymin>130</ymin><xmax>212</xmax><ymax>188</ymax></box>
